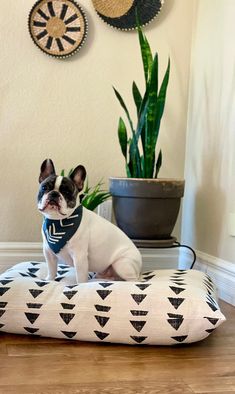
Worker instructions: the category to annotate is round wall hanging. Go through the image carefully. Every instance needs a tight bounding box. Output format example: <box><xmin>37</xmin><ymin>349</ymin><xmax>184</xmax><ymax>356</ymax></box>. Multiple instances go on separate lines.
<box><xmin>28</xmin><ymin>0</ymin><xmax>88</xmax><ymax>58</ymax></box>
<box><xmin>91</xmin><ymin>0</ymin><xmax>164</xmax><ymax>30</ymax></box>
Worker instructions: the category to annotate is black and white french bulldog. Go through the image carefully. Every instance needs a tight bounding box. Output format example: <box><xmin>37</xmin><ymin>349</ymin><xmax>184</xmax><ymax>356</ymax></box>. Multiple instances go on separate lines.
<box><xmin>37</xmin><ymin>159</ymin><xmax>142</xmax><ymax>283</ymax></box>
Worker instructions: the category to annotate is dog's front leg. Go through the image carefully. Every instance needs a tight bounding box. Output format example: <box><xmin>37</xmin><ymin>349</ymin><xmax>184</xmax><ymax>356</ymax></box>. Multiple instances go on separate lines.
<box><xmin>72</xmin><ymin>250</ymin><xmax>89</xmax><ymax>283</ymax></box>
<box><xmin>43</xmin><ymin>244</ymin><xmax>58</xmax><ymax>281</ymax></box>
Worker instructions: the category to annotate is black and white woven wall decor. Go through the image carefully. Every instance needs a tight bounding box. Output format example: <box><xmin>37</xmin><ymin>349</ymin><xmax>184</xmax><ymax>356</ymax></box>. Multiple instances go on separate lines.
<box><xmin>91</xmin><ymin>0</ymin><xmax>164</xmax><ymax>30</ymax></box>
<box><xmin>28</xmin><ymin>0</ymin><xmax>88</xmax><ymax>58</ymax></box>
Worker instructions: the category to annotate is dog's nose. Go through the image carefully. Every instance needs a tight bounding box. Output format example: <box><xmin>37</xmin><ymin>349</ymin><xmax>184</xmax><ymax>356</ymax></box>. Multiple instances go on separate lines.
<box><xmin>49</xmin><ymin>191</ymin><xmax>60</xmax><ymax>199</ymax></box>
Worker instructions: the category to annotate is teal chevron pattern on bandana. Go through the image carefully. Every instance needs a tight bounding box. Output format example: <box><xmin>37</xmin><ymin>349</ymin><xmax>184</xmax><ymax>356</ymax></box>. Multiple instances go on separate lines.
<box><xmin>43</xmin><ymin>205</ymin><xmax>83</xmax><ymax>254</ymax></box>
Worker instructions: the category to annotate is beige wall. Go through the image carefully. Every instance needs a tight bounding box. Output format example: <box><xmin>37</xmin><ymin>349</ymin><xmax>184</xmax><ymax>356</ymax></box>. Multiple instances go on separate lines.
<box><xmin>182</xmin><ymin>0</ymin><xmax>235</xmax><ymax>263</ymax></box>
<box><xmin>0</xmin><ymin>0</ymin><xmax>194</xmax><ymax>242</ymax></box>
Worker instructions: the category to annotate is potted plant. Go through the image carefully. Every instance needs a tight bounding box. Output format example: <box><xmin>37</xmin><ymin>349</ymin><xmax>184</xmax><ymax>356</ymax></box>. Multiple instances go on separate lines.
<box><xmin>109</xmin><ymin>23</ymin><xmax>185</xmax><ymax>246</ymax></box>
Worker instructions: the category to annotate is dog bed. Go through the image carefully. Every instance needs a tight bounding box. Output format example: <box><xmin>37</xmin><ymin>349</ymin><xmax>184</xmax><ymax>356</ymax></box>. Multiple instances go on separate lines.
<box><xmin>0</xmin><ymin>261</ymin><xmax>225</xmax><ymax>345</ymax></box>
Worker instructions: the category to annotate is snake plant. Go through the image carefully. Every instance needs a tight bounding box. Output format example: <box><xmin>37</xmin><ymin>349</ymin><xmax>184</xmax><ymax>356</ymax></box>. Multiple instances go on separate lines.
<box><xmin>113</xmin><ymin>23</ymin><xmax>170</xmax><ymax>178</ymax></box>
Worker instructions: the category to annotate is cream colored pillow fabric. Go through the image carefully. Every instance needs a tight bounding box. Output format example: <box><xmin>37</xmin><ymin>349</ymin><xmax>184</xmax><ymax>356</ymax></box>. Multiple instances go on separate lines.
<box><xmin>0</xmin><ymin>262</ymin><xmax>225</xmax><ymax>345</ymax></box>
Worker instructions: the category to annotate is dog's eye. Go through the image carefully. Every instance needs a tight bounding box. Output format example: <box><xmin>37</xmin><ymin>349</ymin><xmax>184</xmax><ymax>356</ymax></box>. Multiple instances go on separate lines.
<box><xmin>41</xmin><ymin>184</ymin><xmax>48</xmax><ymax>192</ymax></box>
<box><xmin>64</xmin><ymin>190</ymin><xmax>72</xmax><ymax>197</ymax></box>
<box><xmin>60</xmin><ymin>185</ymin><xmax>75</xmax><ymax>198</ymax></box>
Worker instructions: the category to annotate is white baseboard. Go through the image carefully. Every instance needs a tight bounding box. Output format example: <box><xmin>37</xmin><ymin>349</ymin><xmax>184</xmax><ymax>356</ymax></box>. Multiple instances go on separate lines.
<box><xmin>0</xmin><ymin>243</ymin><xmax>190</xmax><ymax>273</ymax></box>
<box><xmin>0</xmin><ymin>242</ymin><xmax>234</xmax><ymax>306</ymax></box>
<box><xmin>0</xmin><ymin>242</ymin><xmax>43</xmax><ymax>273</ymax></box>
<box><xmin>194</xmin><ymin>251</ymin><xmax>235</xmax><ymax>306</ymax></box>
<box><xmin>140</xmin><ymin>244</ymin><xmax>198</xmax><ymax>271</ymax></box>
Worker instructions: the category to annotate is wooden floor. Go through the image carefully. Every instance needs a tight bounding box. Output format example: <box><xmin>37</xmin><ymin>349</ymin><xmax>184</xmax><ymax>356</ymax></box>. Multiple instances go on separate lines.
<box><xmin>0</xmin><ymin>301</ymin><xmax>234</xmax><ymax>394</ymax></box>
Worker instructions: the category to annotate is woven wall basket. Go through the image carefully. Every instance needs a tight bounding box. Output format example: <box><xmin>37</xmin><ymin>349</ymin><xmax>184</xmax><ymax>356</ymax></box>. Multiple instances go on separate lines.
<box><xmin>28</xmin><ymin>0</ymin><xmax>88</xmax><ymax>58</ymax></box>
<box><xmin>91</xmin><ymin>0</ymin><xmax>164</xmax><ymax>30</ymax></box>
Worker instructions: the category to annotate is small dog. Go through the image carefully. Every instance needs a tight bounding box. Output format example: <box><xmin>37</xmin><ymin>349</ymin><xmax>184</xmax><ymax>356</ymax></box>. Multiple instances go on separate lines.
<box><xmin>37</xmin><ymin>159</ymin><xmax>142</xmax><ymax>283</ymax></box>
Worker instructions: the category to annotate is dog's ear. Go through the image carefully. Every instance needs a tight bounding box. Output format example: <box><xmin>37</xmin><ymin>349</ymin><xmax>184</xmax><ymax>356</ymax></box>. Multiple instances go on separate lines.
<box><xmin>39</xmin><ymin>159</ymin><xmax>56</xmax><ymax>183</ymax></box>
<box><xmin>70</xmin><ymin>165</ymin><xmax>86</xmax><ymax>192</ymax></box>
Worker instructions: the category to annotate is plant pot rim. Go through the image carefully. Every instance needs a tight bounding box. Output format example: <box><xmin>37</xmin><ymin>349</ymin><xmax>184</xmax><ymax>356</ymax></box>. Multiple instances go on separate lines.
<box><xmin>109</xmin><ymin>177</ymin><xmax>185</xmax><ymax>198</ymax></box>
<box><xmin>109</xmin><ymin>177</ymin><xmax>185</xmax><ymax>183</ymax></box>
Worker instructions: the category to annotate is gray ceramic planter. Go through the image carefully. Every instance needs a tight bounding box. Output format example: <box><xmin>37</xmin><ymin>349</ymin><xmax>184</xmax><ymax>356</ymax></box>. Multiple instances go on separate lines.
<box><xmin>109</xmin><ymin>177</ymin><xmax>185</xmax><ymax>241</ymax></box>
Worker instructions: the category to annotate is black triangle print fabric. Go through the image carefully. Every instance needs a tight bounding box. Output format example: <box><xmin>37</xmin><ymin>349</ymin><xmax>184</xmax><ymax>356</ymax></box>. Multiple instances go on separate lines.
<box><xmin>61</xmin><ymin>330</ymin><xmax>77</xmax><ymax>338</ymax></box>
<box><xmin>204</xmin><ymin>317</ymin><xmax>219</xmax><ymax>326</ymax></box>
<box><xmin>95</xmin><ymin>315</ymin><xmax>110</xmax><ymax>328</ymax></box>
<box><xmin>131</xmin><ymin>310</ymin><xmax>148</xmax><ymax>316</ymax></box>
<box><xmin>96</xmin><ymin>290</ymin><xmax>112</xmax><ymax>300</ymax></box>
<box><xmin>168</xmin><ymin>297</ymin><xmax>185</xmax><ymax>309</ymax></box>
<box><xmin>135</xmin><ymin>283</ymin><xmax>151</xmax><ymax>291</ymax></box>
<box><xmin>25</xmin><ymin>312</ymin><xmax>40</xmax><ymax>324</ymax></box>
<box><xmin>143</xmin><ymin>275</ymin><xmax>155</xmax><ymax>281</ymax></box>
<box><xmin>131</xmin><ymin>294</ymin><xmax>147</xmax><ymax>305</ymax></box>
<box><xmin>55</xmin><ymin>276</ymin><xmax>65</xmax><ymax>282</ymax></box>
<box><xmin>61</xmin><ymin>303</ymin><xmax>76</xmax><ymax>310</ymax></box>
<box><xmin>94</xmin><ymin>330</ymin><xmax>109</xmax><ymax>340</ymax></box>
<box><xmin>29</xmin><ymin>289</ymin><xmax>44</xmax><ymax>299</ymax></box>
<box><xmin>206</xmin><ymin>328</ymin><xmax>215</xmax><ymax>333</ymax></box>
<box><xmin>0</xmin><ymin>287</ymin><xmax>10</xmax><ymax>296</ymax></box>
<box><xmin>24</xmin><ymin>327</ymin><xmax>39</xmax><ymax>334</ymax></box>
<box><xmin>98</xmin><ymin>282</ymin><xmax>113</xmax><ymax>288</ymax></box>
<box><xmin>167</xmin><ymin>318</ymin><xmax>184</xmax><ymax>330</ymax></box>
<box><xmin>26</xmin><ymin>303</ymin><xmax>43</xmax><ymax>309</ymax></box>
<box><xmin>59</xmin><ymin>313</ymin><xmax>75</xmax><ymax>325</ymax></box>
<box><xmin>0</xmin><ymin>262</ymin><xmax>226</xmax><ymax>345</ymax></box>
<box><xmin>28</xmin><ymin>268</ymin><xmax>40</xmax><ymax>274</ymax></box>
<box><xmin>130</xmin><ymin>336</ymin><xmax>147</xmax><ymax>344</ymax></box>
<box><xmin>0</xmin><ymin>280</ymin><xmax>13</xmax><ymax>285</ymax></box>
<box><xmin>63</xmin><ymin>290</ymin><xmax>78</xmax><ymax>300</ymax></box>
<box><xmin>95</xmin><ymin>304</ymin><xmax>111</xmax><ymax>312</ymax></box>
<box><xmin>35</xmin><ymin>281</ymin><xmax>49</xmax><ymax>288</ymax></box>
<box><xmin>206</xmin><ymin>301</ymin><xmax>218</xmax><ymax>312</ymax></box>
<box><xmin>171</xmin><ymin>335</ymin><xmax>188</xmax><ymax>343</ymax></box>
<box><xmin>130</xmin><ymin>320</ymin><xmax>146</xmax><ymax>332</ymax></box>
<box><xmin>170</xmin><ymin>286</ymin><xmax>186</xmax><ymax>295</ymax></box>
<box><xmin>58</xmin><ymin>270</ymin><xmax>69</xmax><ymax>276</ymax></box>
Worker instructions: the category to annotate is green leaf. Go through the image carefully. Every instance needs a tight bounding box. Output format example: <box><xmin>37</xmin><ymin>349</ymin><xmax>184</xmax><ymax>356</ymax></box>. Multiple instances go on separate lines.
<box><xmin>132</xmin><ymin>81</ymin><xmax>142</xmax><ymax>117</ymax></box>
<box><xmin>81</xmin><ymin>180</ymin><xmax>111</xmax><ymax>211</ymax></box>
<box><xmin>83</xmin><ymin>180</ymin><xmax>90</xmax><ymax>194</ymax></box>
<box><xmin>144</xmin><ymin>119</ymin><xmax>155</xmax><ymax>178</ymax></box>
<box><xmin>82</xmin><ymin>193</ymin><xmax>111</xmax><ymax>211</ymax></box>
<box><xmin>113</xmin><ymin>86</ymin><xmax>142</xmax><ymax>177</ymax></box>
<box><xmin>137</xmin><ymin>21</ymin><xmax>153</xmax><ymax>86</ymax></box>
<box><xmin>135</xmin><ymin>75</ymin><xmax>152</xmax><ymax>142</ymax></box>
<box><xmin>149</xmin><ymin>59</ymin><xmax>170</xmax><ymax>178</ymax></box>
<box><xmin>125</xmin><ymin>163</ymin><xmax>132</xmax><ymax>177</ymax></box>
<box><xmin>156</xmin><ymin>58</ymin><xmax>170</xmax><ymax>123</ymax></box>
<box><xmin>144</xmin><ymin>55</ymin><xmax>170</xmax><ymax>178</ymax></box>
<box><xmin>140</xmin><ymin>155</ymin><xmax>145</xmax><ymax>178</ymax></box>
<box><xmin>118</xmin><ymin>117</ymin><xmax>128</xmax><ymax>159</ymax></box>
<box><xmin>133</xmin><ymin>54</ymin><xmax>159</xmax><ymax>178</ymax></box>
<box><xmin>113</xmin><ymin>86</ymin><xmax>135</xmax><ymax>135</ymax></box>
<box><xmin>155</xmin><ymin>150</ymin><xmax>162</xmax><ymax>178</ymax></box>
<box><xmin>144</xmin><ymin>36</ymin><xmax>153</xmax><ymax>79</ymax></box>
<box><xmin>60</xmin><ymin>169</ymin><xmax>65</xmax><ymax>176</ymax></box>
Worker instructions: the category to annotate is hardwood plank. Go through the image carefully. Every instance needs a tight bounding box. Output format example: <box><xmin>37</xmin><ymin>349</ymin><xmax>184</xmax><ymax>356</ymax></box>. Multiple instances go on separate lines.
<box><xmin>186</xmin><ymin>376</ymin><xmax>235</xmax><ymax>393</ymax></box>
<box><xmin>0</xmin><ymin>381</ymin><xmax>194</xmax><ymax>394</ymax></box>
